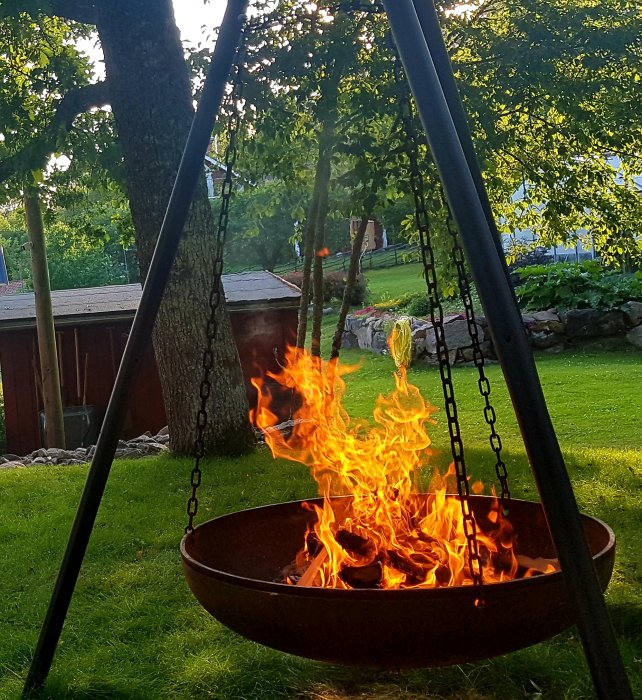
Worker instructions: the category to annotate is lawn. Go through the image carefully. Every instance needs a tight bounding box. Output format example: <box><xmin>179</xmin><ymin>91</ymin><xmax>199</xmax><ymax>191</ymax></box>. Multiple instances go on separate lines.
<box><xmin>365</xmin><ymin>261</ymin><xmax>427</xmax><ymax>304</ymax></box>
<box><xmin>1</xmin><ymin>349</ymin><xmax>641</xmax><ymax>699</ymax></box>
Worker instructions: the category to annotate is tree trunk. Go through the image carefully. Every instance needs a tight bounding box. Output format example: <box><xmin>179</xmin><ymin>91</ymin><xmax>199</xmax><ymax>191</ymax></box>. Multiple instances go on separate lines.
<box><xmin>295</xmin><ymin>172</ymin><xmax>321</xmax><ymax>349</ymax></box>
<box><xmin>24</xmin><ymin>188</ymin><xmax>66</xmax><ymax>449</ymax></box>
<box><xmin>330</xmin><ymin>214</ymin><xmax>369</xmax><ymax>360</ymax></box>
<box><xmin>310</xmin><ymin>126</ymin><xmax>333</xmax><ymax>358</ymax></box>
<box><xmin>95</xmin><ymin>0</ymin><xmax>253</xmax><ymax>455</ymax></box>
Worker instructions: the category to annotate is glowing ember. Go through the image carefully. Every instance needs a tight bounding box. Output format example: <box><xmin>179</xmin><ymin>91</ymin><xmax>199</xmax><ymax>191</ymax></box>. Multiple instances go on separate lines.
<box><xmin>251</xmin><ymin>346</ymin><xmax>556</xmax><ymax>589</ymax></box>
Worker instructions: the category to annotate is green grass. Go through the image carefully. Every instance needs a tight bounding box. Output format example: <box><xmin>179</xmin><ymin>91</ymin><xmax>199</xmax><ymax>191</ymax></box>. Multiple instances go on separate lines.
<box><xmin>1</xmin><ymin>349</ymin><xmax>641</xmax><ymax>699</ymax></box>
<box><xmin>365</xmin><ymin>262</ymin><xmax>427</xmax><ymax>305</ymax></box>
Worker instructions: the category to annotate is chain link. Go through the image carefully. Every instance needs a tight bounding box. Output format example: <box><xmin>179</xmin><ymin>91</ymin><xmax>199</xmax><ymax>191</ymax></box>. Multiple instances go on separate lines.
<box><xmin>441</xmin><ymin>202</ymin><xmax>511</xmax><ymax>512</ymax></box>
<box><xmin>393</xmin><ymin>52</ymin><xmax>484</xmax><ymax>589</ymax></box>
<box><xmin>186</xmin><ymin>26</ymin><xmax>247</xmax><ymax>533</ymax></box>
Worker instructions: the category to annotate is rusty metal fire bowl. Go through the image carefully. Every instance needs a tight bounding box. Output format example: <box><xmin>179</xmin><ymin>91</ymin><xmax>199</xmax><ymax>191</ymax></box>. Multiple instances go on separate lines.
<box><xmin>180</xmin><ymin>495</ymin><xmax>615</xmax><ymax>668</ymax></box>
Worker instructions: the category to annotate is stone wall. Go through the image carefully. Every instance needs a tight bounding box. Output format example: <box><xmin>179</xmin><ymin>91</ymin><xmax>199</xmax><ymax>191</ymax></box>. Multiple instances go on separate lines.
<box><xmin>341</xmin><ymin>301</ymin><xmax>642</xmax><ymax>363</ymax></box>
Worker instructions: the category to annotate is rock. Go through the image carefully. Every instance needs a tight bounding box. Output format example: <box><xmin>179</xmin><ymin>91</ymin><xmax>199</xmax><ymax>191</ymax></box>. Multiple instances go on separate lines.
<box><xmin>341</xmin><ymin>331</ymin><xmax>359</xmax><ymax>349</ymax></box>
<box><xmin>0</xmin><ymin>426</ymin><xmax>172</xmax><ymax>469</ymax></box>
<box><xmin>531</xmin><ymin>330</ymin><xmax>565</xmax><ymax>350</ymax></box>
<box><xmin>322</xmin><ymin>307</ymin><xmax>334</xmax><ymax>316</ymax></box>
<box><xmin>563</xmin><ymin>309</ymin><xmax>626</xmax><ymax>337</ymax></box>
<box><xmin>622</xmin><ymin>301</ymin><xmax>642</xmax><ymax>327</ymax></box>
<box><xmin>354</xmin><ymin>322</ymin><xmax>372</xmax><ymax>349</ymax></box>
<box><xmin>411</xmin><ymin>323</ymin><xmax>431</xmax><ymax>341</ymax></box>
<box><xmin>529</xmin><ymin>309</ymin><xmax>564</xmax><ymax>334</ymax></box>
<box><xmin>479</xmin><ymin>340</ymin><xmax>495</xmax><ymax>360</ymax></box>
<box><xmin>144</xmin><ymin>443</ymin><xmax>169</xmax><ymax>454</ymax></box>
<box><xmin>1</xmin><ymin>460</ymin><xmax>26</xmax><ymax>469</ymax></box>
<box><xmin>371</xmin><ymin>331</ymin><xmax>388</xmax><ymax>353</ymax></box>
<box><xmin>531</xmin><ymin>309</ymin><xmax>560</xmax><ymax>322</ymax></box>
<box><xmin>626</xmin><ymin>325</ymin><xmax>642</xmax><ymax>349</ymax></box>
<box><xmin>425</xmin><ymin>319</ymin><xmax>483</xmax><ymax>354</ymax></box>
<box><xmin>157</xmin><ymin>425</ymin><xmax>169</xmax><ymax>436</ymax></box>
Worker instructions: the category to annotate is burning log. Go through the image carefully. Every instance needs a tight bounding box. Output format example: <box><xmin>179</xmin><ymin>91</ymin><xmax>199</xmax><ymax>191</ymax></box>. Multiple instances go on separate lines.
<box><xmin>387</xmin><ymin>549</ymin><xmax>429</xmax><ymax>585</ymax></box>
<box><xmin>306</xmin><ymin>530</ymin><xmax>323</xmax><ymax>558</ymax></box>
<box><xmin>297</xmin><ymin>548</ymin><xmax>328</xmax><ymax>587</ymax></box>
<box><xmin>517</xmin><ymin>554</ymin><xmax>559</xmax><ymax>576</ymax></box>
<box><xmin>339</xmin><ymin>561</ymin><xmax>383</xmax><ymax>588</ymax></box>
<box><xmin>336</xmin><ymin>528</ymin><xmax>375</xmax><ymax>558</ymax></box>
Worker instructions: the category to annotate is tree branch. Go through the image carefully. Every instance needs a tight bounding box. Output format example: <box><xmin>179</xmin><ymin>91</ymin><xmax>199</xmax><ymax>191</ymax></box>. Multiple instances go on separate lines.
<box><xmin>0</xmin><ymin>80</ymin><xmax>110</xmax><ymax>184</ymax></box>
<box><xmin>0</xmin><ymin>0</ymin><xmax>97</xmax><ymax>25</ymax></box>
<box><xmin>49</xmin><ymin>0</ymin><xmax>97</xmax><ymax>25</ymax></box>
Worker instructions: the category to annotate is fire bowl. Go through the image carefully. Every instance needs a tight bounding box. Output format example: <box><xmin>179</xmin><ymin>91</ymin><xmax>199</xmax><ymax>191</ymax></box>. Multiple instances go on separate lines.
<box><xmin>181</xmin><ymin>495</ymin><xmax>615</xmax><ymax>668</ymax></box>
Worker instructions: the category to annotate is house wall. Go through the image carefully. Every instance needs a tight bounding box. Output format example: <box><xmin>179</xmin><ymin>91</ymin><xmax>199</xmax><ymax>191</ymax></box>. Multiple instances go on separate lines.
<box><xmin>0</xmin><ymin>306</ymin><xmax>299</xmax><ymax>455</ymax></box>
<box><xmin>0</xmin><ymin>322</ymin><xmax>166</xmax><ymax>456</ymax></box>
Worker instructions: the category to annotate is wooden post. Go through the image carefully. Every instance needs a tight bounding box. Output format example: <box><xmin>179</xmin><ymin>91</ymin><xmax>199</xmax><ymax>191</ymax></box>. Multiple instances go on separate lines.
<box><xmin>24</xmin><ymin>188</ymin><xmax>66</xmax><ymax>449</ymax></box>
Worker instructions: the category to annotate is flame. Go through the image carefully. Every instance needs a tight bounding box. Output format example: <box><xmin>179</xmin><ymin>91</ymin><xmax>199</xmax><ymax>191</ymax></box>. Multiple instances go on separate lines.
<box><xmin>251</xmin><ymin>346</ymin><xmax>541</xmax><ymax>589</ymax></box>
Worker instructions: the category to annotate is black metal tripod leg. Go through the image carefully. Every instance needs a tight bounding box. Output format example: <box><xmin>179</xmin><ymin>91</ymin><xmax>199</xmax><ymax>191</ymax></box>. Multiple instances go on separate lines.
<box><xmin>22</xmin><ymin>1</ymin><xmax>249</xmax><ymax>695</ymax></box>
<box><xmin>382</xmin><ymin>1</ymin><xmax>632</xmax><ymax>698</ymax></box>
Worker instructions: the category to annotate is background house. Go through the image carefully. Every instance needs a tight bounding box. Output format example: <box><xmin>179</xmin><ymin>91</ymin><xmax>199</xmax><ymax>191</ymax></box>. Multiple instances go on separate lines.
<box><xmin>0</xmin><ymin>271</ymin><xmax>300</xmax><ymax>454</ymax></box>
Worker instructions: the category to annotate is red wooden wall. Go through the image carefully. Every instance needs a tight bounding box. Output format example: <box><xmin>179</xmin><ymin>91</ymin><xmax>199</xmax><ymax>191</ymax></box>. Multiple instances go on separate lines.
<box><xmin>0</xmin><ymin>306</ymin><xmax>297</xmax><ymax>455</ymax></box>
<box><xmin>230</xmin><ymin>307</ymin><xmax>298</xmax><ymax>418</ymax></box>
<box><xmin>0</xmin><ymin>322</ymin><xmax>166</xmax><ymax>456</ymax></box>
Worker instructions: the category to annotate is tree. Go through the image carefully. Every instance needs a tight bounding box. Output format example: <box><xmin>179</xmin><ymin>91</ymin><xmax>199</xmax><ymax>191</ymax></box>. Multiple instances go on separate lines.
<box><xmin>0</xmin><ymin>1</ymin><xmax>254</xmax><ymax>454</ymax></box>
<box><xmin>241</xmin><ymin>1</ymin><xmax>416</xmax><ymax>352</ymax></box>
<box><xmin>450</xmin><ymin>0</ymin><xmax>642</xmax><ymax>266</ymax></box>
<box><xmin>225</xmin><ymin>179</ymin><xmax>301</xmax><ymax>271</ymax></box>
<box><xmin>240</xmin><ymin>0</ymin><xmax>642</xmax><ymax>279</ymax></box>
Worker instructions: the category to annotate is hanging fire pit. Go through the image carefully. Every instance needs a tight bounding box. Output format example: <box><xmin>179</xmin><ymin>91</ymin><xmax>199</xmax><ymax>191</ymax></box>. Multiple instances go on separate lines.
<box><xmin>183</xmin><ymin>346</ymin><xmax>616</xmax><ymax>667</ymax></box>
<box><xmin>181</xmin><ymin>495</ymin><xmax>615</xmax><ymax>667</ymax></box>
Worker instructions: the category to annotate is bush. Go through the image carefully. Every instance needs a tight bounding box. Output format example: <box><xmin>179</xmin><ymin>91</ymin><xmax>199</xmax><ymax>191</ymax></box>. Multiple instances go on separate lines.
<box><xmin>507</xmin><ymin>246</ymin><xmax>553</xmax><ymax>286</ymax></box>
<box><xmin>281</xmin><ymin>271</ymin><xmax>368</xmax><ymax>306</ymax></box>
<box><xmin>515</xmin><ymin>261</ymin><xmax>642</xmax><ymax>311</ymax></box>
<box><xmin>402</xmin><ymin>293</ymin><xmax>431</xmax><ymax>318</ymax></box>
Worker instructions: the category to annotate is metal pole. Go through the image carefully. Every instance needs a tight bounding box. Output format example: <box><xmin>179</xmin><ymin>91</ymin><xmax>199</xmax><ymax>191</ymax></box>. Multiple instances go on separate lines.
<box><xmin>409</xmin><ymin>0</ymin><xmax>511</xmax><ymax>282</ymax></box>
<box><xmin>382</xmin><ymin>2</ymin><xmax>633</xmax><ymax>698</ymax></box>
<box><xmin>22</xmin><ymin>1</ymin><xmax>249</xmax><ymax>695</ymax></box>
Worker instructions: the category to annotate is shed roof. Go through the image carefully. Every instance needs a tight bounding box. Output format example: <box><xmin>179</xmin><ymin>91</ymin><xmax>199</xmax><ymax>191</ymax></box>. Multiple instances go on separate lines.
<box><xmin>0</xmin><ymin>271</ymin><xmax>300</xmax><ymax>331</ymax></box>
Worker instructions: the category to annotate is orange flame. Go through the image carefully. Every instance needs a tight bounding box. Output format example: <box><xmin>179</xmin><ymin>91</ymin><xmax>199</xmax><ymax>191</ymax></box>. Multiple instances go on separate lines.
<box><xmin>251</xmin><ymin>346</ymin><xmax>536</xmax><ymax>589</ymax></box>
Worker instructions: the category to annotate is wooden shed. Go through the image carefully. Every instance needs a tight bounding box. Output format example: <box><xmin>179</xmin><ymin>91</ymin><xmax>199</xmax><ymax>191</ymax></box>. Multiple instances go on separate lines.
<box><xmin>0</xmin><ymin>271</ymin><xmax>300</xmax><ymax>455</ymax></box>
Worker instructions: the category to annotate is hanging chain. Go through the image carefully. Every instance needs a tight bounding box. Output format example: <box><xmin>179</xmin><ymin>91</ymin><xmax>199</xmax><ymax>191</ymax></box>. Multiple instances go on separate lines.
<box><xmin>441</xmin><ymin>201</ymin><xmax>511</xmax><ymax>512</ymax></box>
<box><xmin>186</xmin><ymin>25</ymin><xmax>247</xmax><ymax>533</ymax></box>
<box><xmin>393</xmin><ymin>52</ymin><xmax>484</xmax><ymax>588</ymax></box>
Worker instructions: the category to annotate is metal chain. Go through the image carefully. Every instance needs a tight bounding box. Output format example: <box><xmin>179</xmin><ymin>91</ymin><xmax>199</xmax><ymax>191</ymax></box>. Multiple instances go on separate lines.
<box><xmin>393</xmin><ymin>52</ymin><xmax>484</xmax><ymax>588</ymax></box>
<box><xmin>441</xmin><ymin>201</ymin><xmax>511</xmax><ymax>513</ymax></box>
<box><xmin>186</xmin><ymin>25</ymin><xmax>247</xmax><ymax>533</ymax></box>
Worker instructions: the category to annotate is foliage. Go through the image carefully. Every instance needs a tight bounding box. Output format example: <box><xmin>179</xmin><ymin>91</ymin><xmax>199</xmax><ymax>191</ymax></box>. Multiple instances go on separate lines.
<box><xmin>225</xmin><ymin>179</ymin><xmax>302</xmax><ymax>272</ymax></box>
<box><xmin>452</xmin><ymin>0</ymin><xmax>642</xmax><ymax>266</ymax></box>
<box><xmin>506</xmin><ymin>245</ymin><xmax>554</xmax><ymax>272</ymax></box>
<box><xmin>0</xmin><ymin>205</ymin><xmax>132</xmax><ymax>290</ymax></box>
<box><xmin>283</xmin><ymin>269</ymin><xmax>368</xmax><ymax>305</ymax></box>
<box><xmin>514</xmin><ymin>260</ymin><xmax>642</xmax><ymax>310</ymax></box>
<box><xmin>0</xmin><ymin>10</ymin><xmax>105</xmax><ymax>198</ymax></box>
